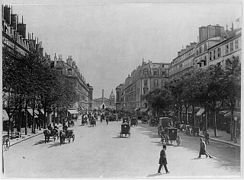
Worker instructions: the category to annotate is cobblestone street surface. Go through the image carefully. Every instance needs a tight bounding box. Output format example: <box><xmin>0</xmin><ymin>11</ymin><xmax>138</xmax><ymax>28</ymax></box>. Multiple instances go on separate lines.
<box><xmin>3</xmin><ymin>121</ymin><xmax>240</xmax><ymax>178</ymax></box>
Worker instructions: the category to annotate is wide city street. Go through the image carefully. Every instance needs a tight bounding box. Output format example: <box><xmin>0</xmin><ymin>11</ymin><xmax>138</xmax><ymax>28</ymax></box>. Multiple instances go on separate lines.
<box><xmin>3</xmin><ymin>120</ymin><xmax>240</xmax><ymax>178</ymax></box>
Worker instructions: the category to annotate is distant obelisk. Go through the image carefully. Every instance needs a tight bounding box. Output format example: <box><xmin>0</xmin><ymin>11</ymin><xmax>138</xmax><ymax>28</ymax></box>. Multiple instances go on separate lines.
<box><xmin>102</xmin><ymin>89</ymin><xmax>104</xmax><ymax>104</ymax></box>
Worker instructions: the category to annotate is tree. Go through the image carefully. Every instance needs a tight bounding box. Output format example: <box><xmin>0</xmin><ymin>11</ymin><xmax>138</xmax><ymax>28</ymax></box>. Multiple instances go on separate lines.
<box><xmin>222</xmin><ymin>56</ymin><xmax>241</xmax><ymax>140</ymax></box>
<box><xmin>145</xmin><ymin>88</ymin><xmax>173</xmax><ymax>116</ymax></box>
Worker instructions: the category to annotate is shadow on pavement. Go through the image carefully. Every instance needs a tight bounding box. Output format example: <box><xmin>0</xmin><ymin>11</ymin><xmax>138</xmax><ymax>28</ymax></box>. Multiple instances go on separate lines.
<box><xmin>147</xmin><ymin>173</ymin><xmax>162</xmax><ymax>177</ymax></box>
<box><xmin>33</xmin><ymin>140</ymin><xmax>46</xmax><ymax>145</ymax></box>
<box><xmin>48</xmin><ymin>142</ymin><xmax>61</xmax><ymax>148</ymax></box>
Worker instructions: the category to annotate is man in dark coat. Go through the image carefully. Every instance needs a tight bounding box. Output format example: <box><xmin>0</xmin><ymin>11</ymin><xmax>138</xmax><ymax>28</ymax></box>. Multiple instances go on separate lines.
<box><xmin>198</xmin><ymin>138</ymin><xmax>212</xmax><ymax>158</ymax></box>
<box><xmin>158</xmin><ymin>144</ymin><xmax>169</xmax><ymax>174</ymax></box>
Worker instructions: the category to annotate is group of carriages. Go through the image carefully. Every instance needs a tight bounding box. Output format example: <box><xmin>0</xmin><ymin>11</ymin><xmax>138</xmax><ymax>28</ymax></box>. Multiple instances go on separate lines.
<box><xmin>43</xmin><ymin>124</ymin><xmax>75</xmax><ymax>145</ymax></box>
<box><xmin>81</xmin><ymin>113</ymin><xmax>97</xmax><ymax>127</ymax></box>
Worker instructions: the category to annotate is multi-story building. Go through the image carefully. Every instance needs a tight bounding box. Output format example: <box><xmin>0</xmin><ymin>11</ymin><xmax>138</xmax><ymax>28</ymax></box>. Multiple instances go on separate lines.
<box><xmin>169</xmin><ymin>42</ymin><xmax>196</xmax><ymax>80</ymax></box>
<box><xmin>116</xmin><ymin>60</ymin><xmax>170</xmax><ymax>112</ymax></box>
<box><xmin>51</xmin><ymin>54</ymin><xmax>93</xmax><ymax>113</ymax></box>
<box><xmin>194</xmin><ymin>25</ymin><xmax>226</xmax><ymax>68</ymax></box>
<box><xmin>208</xmin><ymin>28</ymin><xmax>241</xmax><ymax>68</ymax></box>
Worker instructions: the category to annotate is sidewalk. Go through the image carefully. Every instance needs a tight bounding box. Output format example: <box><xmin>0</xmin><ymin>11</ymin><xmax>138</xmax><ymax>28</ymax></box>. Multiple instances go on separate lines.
<box><xmin>199</xmin><ymin>128</ymin><xmax>240</xmax><ymax>147</ymax></box>
<box><xmin>3</xmin><ymin>127</ymin><xmax>44</xmax><ymax>148</ymax></box>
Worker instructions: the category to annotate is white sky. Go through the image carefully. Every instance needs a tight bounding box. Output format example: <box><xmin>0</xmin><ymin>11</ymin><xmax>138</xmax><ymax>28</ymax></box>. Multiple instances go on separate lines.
<box><xmin>3</xmin><ymin>0</ymin><xmax>242</xmax><ymax>98</ymax></box>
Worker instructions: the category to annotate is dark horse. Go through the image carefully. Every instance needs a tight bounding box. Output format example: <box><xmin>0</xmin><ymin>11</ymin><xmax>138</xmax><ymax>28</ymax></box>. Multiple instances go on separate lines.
<box><xmin>43</xmin><ymin>128</ymin><xmax>59</xmax><ymax>143</ymax></box>
<box><xmin>60</xmin><ymin>129</ymin><xmax>75</xmax><ymax>145</ymax></box>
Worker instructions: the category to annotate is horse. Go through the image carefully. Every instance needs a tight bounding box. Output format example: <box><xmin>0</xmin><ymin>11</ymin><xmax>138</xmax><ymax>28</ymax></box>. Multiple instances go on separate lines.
<box><xmin>43</xmin><ymin>128</ymin><xmax>59</xmax><ymax>143</ymax></box>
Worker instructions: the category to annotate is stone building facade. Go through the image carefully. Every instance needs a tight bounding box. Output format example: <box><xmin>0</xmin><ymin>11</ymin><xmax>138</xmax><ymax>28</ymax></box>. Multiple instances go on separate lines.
<box><xmin>51</xmin><ymin>54</ymin><xmax>93</xmax><ymax>112</ymax></box>
<box><xmin>116</xmin><ymin>60</ymin><xmax>170</xmax><ymax>112</ymax></box>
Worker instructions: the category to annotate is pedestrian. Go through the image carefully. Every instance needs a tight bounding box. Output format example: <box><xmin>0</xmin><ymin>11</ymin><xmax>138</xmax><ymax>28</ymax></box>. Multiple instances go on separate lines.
<box><xmin>205</xmin><ymin>130</ymin><xmax>210</xmax><ymax>144</ymax></box>
<box><xmin>158</xmin><ymin>144</ymin><xmax>170</xmax><ymax>174</ymax></box>
<box><xmin>106</xmin><ymin>117</ymin><xmax>108</xmax><ymax>125</ymax></box>
<box><xmin>198</xmin><ymin>138</ymin><xmax>212</xmax><ymax>158</ymax></box>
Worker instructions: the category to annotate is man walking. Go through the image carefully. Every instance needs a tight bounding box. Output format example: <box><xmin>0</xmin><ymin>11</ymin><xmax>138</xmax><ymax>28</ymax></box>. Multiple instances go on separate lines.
<box><xmin>158</xmin><ymin>144</ymin><xmax>170</xmax><ymax>174</ymax></box>
<box><xmin>198</xmin><ymin>138</ymin><xmax>212</xmax><ymax>158</ymax></box>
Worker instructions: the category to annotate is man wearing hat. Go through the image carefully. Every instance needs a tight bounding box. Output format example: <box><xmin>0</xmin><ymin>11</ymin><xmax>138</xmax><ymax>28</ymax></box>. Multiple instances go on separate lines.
<box><xmin>158</xmin><ymin>144</ymin><xmax>170</xmax><ymax>174</ymax></box>
<box><xmin>198</xmin><ymin>138</ymin><xmax>212</xmax><ymax>158</ymax></box>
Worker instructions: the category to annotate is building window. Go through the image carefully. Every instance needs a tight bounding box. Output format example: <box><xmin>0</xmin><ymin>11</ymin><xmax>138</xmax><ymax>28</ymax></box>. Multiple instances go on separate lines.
<box><xmin>225</xmin><ymin>44</ymin><xmax>229</xmax><ymax>54</ymax></box>
<box><xmin>230</xmin><ymin>42</ymin><xmax>234</xmax><ymax>52</ymax></box>
<box><xmin>153</xmin><ymin>69</ymin><xmax>159</xmax><ymax>76</ymax></box>
<box><xmin>199</xmin><ymin>46</ymin><xmax>202</xmax><ymax>54</ymax></box>
<box><xmin>213</xmin><ymin>50</ymin><xmax>216</xmax><ymax>59</ymax></box>
<box><xmin>235</xmin><ymin>40</ymin><xmax>239</xmax><ymax>49</ymax></box>
<box><xmin>209</xmin><ymin>52</ymin><xmax>212</xmax><ymax>61</ymax></box>
<box><xmin>154</xmin><ymin>79</ymin><xmax>159</xmax><ymax>87</ymax></box>
<box><xmin>203</xmin><ymin>60</ymin><xmax>207</xmax><ymax>66</ymax></box>
<box><xmin>217</xmin><ymin>48</ymin><xmax>221</xmax><ymax>57</ymax></box>
<box><xmin>68</xmin><ymin>68</ymin><xmax>72</xmax><ymax>75</ymax></box>
<box><xmin>143</xmin><ymin>69</ymin><xmax>149</xmax><ymax>75</ymax></box>
<box><xmin>204</xmin><ymin>43</ymin><xmax>207</xmax><ymax>51</ymax></box>
<box><xmin>144</xmin><ymin>79</ymin><xmax>148</xmax><ymax>86</ymax></box>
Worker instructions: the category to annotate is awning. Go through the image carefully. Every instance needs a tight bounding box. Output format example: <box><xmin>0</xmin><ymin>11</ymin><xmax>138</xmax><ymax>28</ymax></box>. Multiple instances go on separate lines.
<box><xmin>2</xmin><ymin>109</ymin><xmax>9</xmax><ymax>121</ymax></box>
<box><xmin>196</xmin><ymin>108</ymin><xmax>205</xmax><ymax>116</ymax></box>
<box><xmin>135</xmin><ymin>107</ymin><xmax>140</xmax><ymax>111</ymax></box>
<box><xmin>68</xmin><ymin>109</ymin><xmax>78</xmax><ymax>114</ymax></box>
<box><xmin>27</xmin><ymin>108</ymin><xmax>38</xmax><ymax>118</ymax></box>
<box><xmin>224</xmin><ymin>111</ymin><xmax>241</xmax><ymax>118</ymax></box>
<box><xmin>140</xmin><ymin>108</ymin><xmax>148</xmax><ymax>113</ymax></box>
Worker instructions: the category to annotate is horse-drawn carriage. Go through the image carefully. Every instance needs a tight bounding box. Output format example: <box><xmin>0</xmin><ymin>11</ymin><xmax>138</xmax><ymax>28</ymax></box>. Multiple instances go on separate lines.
<box><xmin>90</xmin><ymin>118</ymin><xmax>96</xmax><ymax>127</ymax></box>
<box><xmin>130</xmin><ymin>117</ymin><xmax>138</xmax><ymax>126</ymax></box>
<box><xmin>149</xmin><ymin>117</ymin><xmax>159</xmax><ymax>127</ymax></box>
<box><xmin>120</xmin><ymin>123</ymin><xmax>130</xmax><ymax>138</ymax></box>
<box><xmin>122</xmin><ymin>117</ymin><xmax>130</xmax><ymax>124</ymax></box>
<box><xmin>161</xmin><ymin>127</ymin><xmax>181</xmax><ymax>145</ymax></box>
<box><xmin>43</xmin><ymin>126</ymin><xmax>59</xmax><ymax>143</ymax></box>
<box><xmin>158</xmin><ymin>117</ymin><xmax>180</xmax><ymax>145</ymax></box>
<box><xmin>60</xmin><ymin>129</ymin><xmax>75</xmax><ymax>145</ymax></box>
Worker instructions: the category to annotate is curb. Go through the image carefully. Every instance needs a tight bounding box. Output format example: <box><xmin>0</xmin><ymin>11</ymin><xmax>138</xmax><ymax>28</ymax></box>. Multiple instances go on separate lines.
<box><xmin>9</xmin><ymin>132</ymin><xmax>43</xmax><ymax>147</ymax></box>
<box><xmin>199</xmin><ymin>134</ymin><xmax>240</xmax><ymax>147</ymax></box>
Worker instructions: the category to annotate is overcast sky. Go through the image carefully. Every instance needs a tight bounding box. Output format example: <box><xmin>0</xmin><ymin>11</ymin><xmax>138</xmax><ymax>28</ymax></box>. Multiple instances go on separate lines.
<box><xmin>3</xmin><ymin>0</ymin><xmax>242</xmax><ymax>98</ymax></box>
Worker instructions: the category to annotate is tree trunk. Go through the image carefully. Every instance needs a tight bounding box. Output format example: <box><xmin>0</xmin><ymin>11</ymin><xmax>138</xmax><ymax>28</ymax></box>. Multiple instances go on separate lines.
<box><xmin>205</xmin><ymin>106</ymin><xmax>208</xmax><ymax>132</ymax></box>
<box><xmin>230</xmin><ymin>110</ymin><xmax>234</xmax><ymax>141</ymax></box>
<box><xmin>213</xmin><ymin>110</ymin><xmax>218</xmax><ymax>137</ymax></box>
<box><xmin>185</xmin><ymin>105</ymin><xmax>189</xmax><ymax>125</ymax></box>
<box><xmin>32</xmin><ymin>100</ymin><xmax>36</xmax><ymax>134</ymax></box>
<box><xmin>192</xmin><ymin>105</ymin><xmax>195</xmax><ymax>126</ymax></box>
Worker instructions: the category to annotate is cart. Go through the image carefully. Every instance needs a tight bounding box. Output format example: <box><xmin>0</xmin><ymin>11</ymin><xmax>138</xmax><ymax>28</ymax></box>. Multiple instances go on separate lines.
<box><xmin>130</xmin><ymin>117</ymin><xmax>138</xmax><ymax>126</ymax></box>
<box><xmin>161</xmin><ymin>127</ymin><xmax>180</xmax><ymax>145</ymax></box>
<box><xmin>120</xmin><ymin>124</ymin><xmax>130</xmax><ymax>138</ymax></box>
<box><xmin>122</xmin><ymin>117</ymin><xmax>130</xmax><ymax>124</ymax></box>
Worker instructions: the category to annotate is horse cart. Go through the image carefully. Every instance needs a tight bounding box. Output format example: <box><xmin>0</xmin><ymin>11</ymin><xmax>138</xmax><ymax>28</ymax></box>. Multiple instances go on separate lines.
<box><xmin>43</xmin><ymin>127</ymin><xmax>59</xmax><ymax>143</ymax></box>
<box><xmin>122</xmin><ymin>117</ymin><xmax>130</xmax><ymax>124</ymax></box>
<box><xmin>130</xmin><ymin>117</ymin><xmax>138</xmax><ymax>126</ymax></box>
<box><xmin>60</xmin><ymin>129</ymin><xmax>75</xmax><ymax>145</ymax></box>
<box><xmin>120</xmin><ymin>124</ymin><xmax>130</xmax><ymax>138</ymax></box>
<box><xmin>161</xmin><ymin>127</ymin><xmax>181</xmax><ymax>145</ymax></box>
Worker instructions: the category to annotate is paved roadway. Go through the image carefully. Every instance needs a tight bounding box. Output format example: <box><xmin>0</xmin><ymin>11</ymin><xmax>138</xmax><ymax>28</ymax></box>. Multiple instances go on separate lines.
<box><xmin>3</xmin><ymin>120</ymin><xmax>240</xmax><ymax>178</ymax></box>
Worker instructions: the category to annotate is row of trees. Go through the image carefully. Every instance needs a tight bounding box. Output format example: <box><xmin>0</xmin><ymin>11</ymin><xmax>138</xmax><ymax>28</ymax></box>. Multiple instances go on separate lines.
<box><xmin>3</xmin><ymin>47</ymin><xmax>79</xmax><ymax>135</ymax></box>
<box><xmin>146</xmin><ymin>56</ymin><xmax>241</xmax><ymax>139</ymax></box>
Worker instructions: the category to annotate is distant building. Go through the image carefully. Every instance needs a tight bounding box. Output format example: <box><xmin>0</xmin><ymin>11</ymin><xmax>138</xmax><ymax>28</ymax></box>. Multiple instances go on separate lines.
<box><xmin>116</xmin><ymin>60</ymin><xmax>170</xmax><ymax>112</ymax></box>
<box><xmin>51</xmin><ymin>54</ymin><xmax>93</xmax><ymax>112</ymax></box>
<box><xmin>93</xmin><ymin>89</ymin><xmax>115</xmax><ymax>110</ymax></box>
